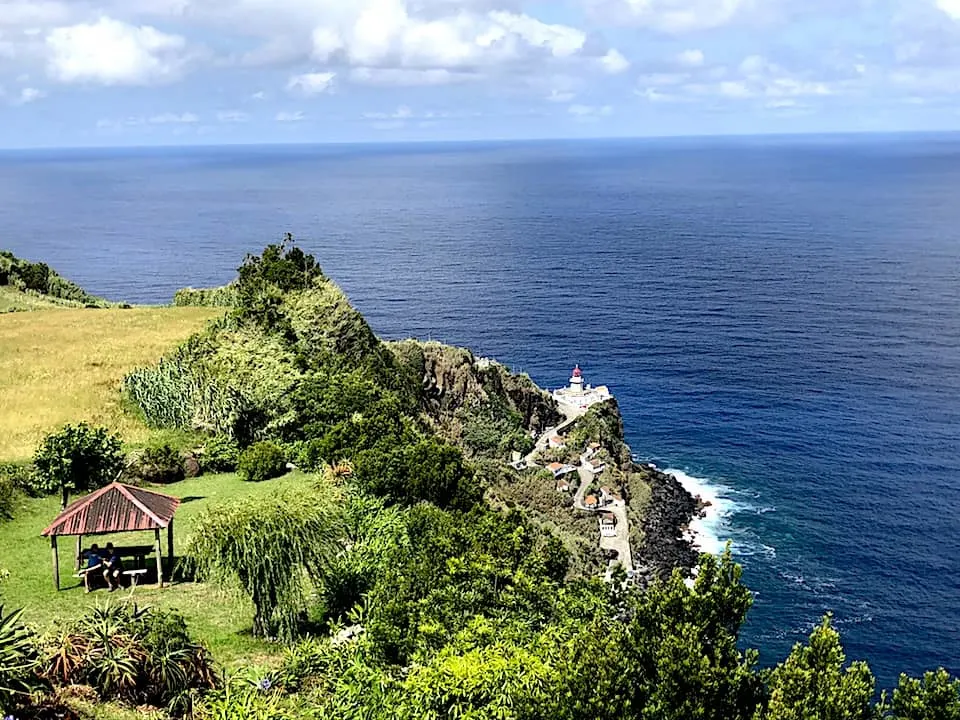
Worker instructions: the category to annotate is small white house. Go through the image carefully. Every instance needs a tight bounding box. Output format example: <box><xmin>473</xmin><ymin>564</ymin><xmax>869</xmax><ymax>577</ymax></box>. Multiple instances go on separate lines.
<box><xmin>556</xmin><ymin>478</ymin><xmax>571</xmax><ymax>493</ymax></box>
<box><xmin>547</xmin><ymin>462</ymin><xmax>577</xmax><ymax>479</ymax></box>
<box><xmin>599</xmin><ymin>512</ymin><xmax>617</xmax><ymax>538</ymax></box>
<box><xmin>548</xmin><ymin>435</ymin><xmax>567</xmax><ymax>450</ymax></box>
<box><xmin>585</xmin><ymin>458</ymin><xmax>606</xmax><ymax>475</ymax></box>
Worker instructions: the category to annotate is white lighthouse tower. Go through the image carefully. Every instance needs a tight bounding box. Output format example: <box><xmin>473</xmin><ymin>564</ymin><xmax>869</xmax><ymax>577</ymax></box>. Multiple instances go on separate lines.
<box><xmin>569</xmin><ymin>365</ymin><xmax>584</xmax><ymax>392</ymax></box>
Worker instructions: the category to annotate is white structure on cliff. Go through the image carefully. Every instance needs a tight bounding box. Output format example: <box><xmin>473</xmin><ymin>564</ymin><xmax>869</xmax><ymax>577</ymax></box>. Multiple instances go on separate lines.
<box><xmin>552</xmin><ymin>365</ymin><xmax>612</xmax><ymax>411</ymax></box>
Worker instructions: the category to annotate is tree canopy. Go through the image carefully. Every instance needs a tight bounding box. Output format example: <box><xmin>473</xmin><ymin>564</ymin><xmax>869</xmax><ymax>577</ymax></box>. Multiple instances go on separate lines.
<box><xmin>33</xmin><ymin>423</ymin><xmax>123</xmax><ymax>510</ymax></box>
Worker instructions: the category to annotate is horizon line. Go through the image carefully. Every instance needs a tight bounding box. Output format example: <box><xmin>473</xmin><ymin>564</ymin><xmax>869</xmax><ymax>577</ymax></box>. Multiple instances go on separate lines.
<box><xmin>2</xmin><ymin>128</ymin><xmax>959</xmax><ymax>153</ymax></box>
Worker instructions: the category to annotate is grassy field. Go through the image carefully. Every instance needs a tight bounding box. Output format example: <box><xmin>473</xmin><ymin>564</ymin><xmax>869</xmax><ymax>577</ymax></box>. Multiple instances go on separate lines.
<box><xmin>0</xmin><ymin>305</ymin><xmax>222</xmax><ymax>462</ymax></box>
<box><xmin>0</xmin><ymin>471</ymin><xmax>315</xmax><ymax>666</ymax></box>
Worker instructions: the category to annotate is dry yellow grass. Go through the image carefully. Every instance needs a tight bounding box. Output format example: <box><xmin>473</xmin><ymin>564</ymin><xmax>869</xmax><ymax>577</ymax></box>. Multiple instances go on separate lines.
<box><xmin>0</xmin><ymin>306</ymin><xmax>222</xmax><ymax>461</ymax></box>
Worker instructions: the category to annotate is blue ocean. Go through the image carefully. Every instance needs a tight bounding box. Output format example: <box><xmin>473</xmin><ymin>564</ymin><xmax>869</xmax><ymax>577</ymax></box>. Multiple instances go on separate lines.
<box><xmin>2</xmin><ymin>136</ymin><xmax>958</xmax><ymax>688</ymax></box>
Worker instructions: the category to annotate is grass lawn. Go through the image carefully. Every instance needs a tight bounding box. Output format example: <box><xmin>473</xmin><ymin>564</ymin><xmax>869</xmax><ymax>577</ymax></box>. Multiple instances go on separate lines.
<box><xmin>0</xmin><ymin>305</ymin><xmax>222</xmax><ymax>462</ymax></box>
<box><xmin>0</xmin><ymin>470</ymin><xmax>315</xmax><ymax>666</ymax></box>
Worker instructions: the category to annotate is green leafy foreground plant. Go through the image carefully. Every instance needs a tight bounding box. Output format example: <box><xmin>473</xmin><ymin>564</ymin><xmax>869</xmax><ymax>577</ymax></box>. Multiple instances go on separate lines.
<box><xmin>185</xmin><ymin>490</ymin><xmax>340</xmax><ymax>640</ymax></box>
<box><xmin>42</xmin><ymin>603</ymin><xmax>216</xmax><ymax>716</ymax></box>
<box><xmin>0</xmin><ymin>605</ymin><xmax>43</xmax><ymax>714</ymax></box>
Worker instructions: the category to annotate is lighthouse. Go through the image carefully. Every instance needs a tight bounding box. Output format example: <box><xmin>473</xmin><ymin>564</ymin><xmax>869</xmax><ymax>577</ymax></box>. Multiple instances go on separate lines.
<box><xmin>569</xmin><ymin>365</ymin><xmax>584</xmax><ymax>392</ymax></box>
<box><xmin>553</xmin><ymin>364</ymin><xmax>612</xmax><ymax>410</ymax></box>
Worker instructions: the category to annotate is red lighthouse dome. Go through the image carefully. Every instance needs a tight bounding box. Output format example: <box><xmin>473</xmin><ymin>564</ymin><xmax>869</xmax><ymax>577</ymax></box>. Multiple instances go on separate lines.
<box><xmin>572</xmin><ymin>365</ymin><xmax>582</xmax><ymax>378</ymax></box>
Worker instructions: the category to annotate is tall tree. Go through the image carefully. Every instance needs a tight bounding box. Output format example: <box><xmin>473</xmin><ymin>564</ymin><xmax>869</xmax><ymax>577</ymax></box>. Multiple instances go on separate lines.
<box><xmin>890</xmin><ymin>669</ymin><xmax>960</xmax><ymax>720</ymax></box>
<box><xmin>763</xmin><ymin>616</ymin><xmax>879</xmax><ymax>720</ymax></box>
<box><xmin>33</xmin><ymin>423</ymin><xmax>123</xmax><ymax>510</ymax></box>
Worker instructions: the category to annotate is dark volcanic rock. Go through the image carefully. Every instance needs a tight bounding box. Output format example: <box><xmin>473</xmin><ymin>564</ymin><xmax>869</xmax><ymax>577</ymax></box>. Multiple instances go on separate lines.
<box><xmin>635</xmin><ymin>468</ymin><xmax>699</xmax><ymax>582</ymax></box>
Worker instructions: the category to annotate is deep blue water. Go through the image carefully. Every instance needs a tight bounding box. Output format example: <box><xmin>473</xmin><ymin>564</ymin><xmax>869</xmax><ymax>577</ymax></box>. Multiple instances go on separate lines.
<box><xmin>2</xmin><ymin>136</ymin><xmax>959</xmax><ymax>688</ymax></box>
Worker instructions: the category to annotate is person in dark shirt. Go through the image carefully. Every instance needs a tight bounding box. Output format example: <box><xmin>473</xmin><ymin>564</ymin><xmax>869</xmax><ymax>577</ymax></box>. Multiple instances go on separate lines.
<box><xmin>102</xmin><ymin>543</ymin><xmax>122</xmax><ymax>591</ymax></box>
<box><xmin>82</xmin><ymin>543</ymin><xmax>103</xmax><ymax>593</ymax></box>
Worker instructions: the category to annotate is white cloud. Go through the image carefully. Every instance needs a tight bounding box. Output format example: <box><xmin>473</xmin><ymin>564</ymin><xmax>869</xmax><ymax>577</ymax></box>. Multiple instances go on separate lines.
<box><xmin>250</xmin><ymin>91</ymin><xmax>266</xmax><ymax>100</ymax></box>
<box><xmin>719</xmin><ymin>80</ymin><xmax>752</xmax><ymax>98</ymax></box>
<box><xmin>349</xmin><ymin>67</ymin><xmax>476</xmax><ymax>86</ymax></box>
<box><xmin>937</xmin><ymin>0</ymin><xmax>960</xmax><ymax>19</ymax></box>
<box><xmin>275</xmin><ymin>110</ymin><xmax>305</xmax><ymax>121</ymax></box>
<box><xmin>547</xmin><ymin>89</ymin><xmax>576</xmax><ymax>102</ymax></box>
<box><xmin>217</xmin><ymin>109</ymin><xmax>249</xmax><ymax>122</ymax></box>
<box><xmin>568</xmin><ymin>103</ymin><xmax>613</xmax><ymax>116</ymax></box>
<box><xmin>677</xmin><ymin>49</ymin><xmax>705</xmax><ymax>67</ymax></box>
<box><xmin>14</xmin><ymin>86</ymin><xmax>45</xmax><ymax>104</ymax></box>
<box><xmin>46</xmin><ymin>17</ymin><xmax>187</xmax><ymax>85</ymax></box>
<box><xmin>765</xmin><ymin>98</ymin><xmax>800</xmax><ymax>109</ymax></box>
<box><xmin>148</xmin><ymin>111</ymin><xmax>198</xmax><ymax>123</ymax></box>
<box><xmin>286</xmin><ymin>71</ymin><xmax>336</xmax><ymax>95</ymax></box>
<box><xmin>637</xmin><ymin>52</ymin><xmax>837</xmax><ymax>104</ymax></box>
<box><xmin>308</xmin><ymin>2</ymin><xmax>598</xmax><ymax>78</ymax></box>
<box><xmin>363</xmin><ymin>105</ymin><xmax>414</xmax><ymax>120</ymax></box>
<box><xmin>601</xmin><ymin>48</ymin><xmax>630</xmax><ymax>74</ymax></box>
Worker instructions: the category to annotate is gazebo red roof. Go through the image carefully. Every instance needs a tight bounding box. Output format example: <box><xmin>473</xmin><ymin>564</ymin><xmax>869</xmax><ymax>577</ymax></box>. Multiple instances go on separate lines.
<box><xmin>42</xmin><ymin>482</ymin><xmax>180</xmax><ymax>537</ymax></box>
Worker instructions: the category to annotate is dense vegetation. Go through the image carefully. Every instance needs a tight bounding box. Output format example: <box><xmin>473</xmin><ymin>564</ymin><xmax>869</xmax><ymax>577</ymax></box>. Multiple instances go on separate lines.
<box><xmin>2</xmin><ymin>242</ymin><xmax>957</xmax><ymax>719</ymax></box>
<box><xmin>0</xmin><ymin>251</ymin><xmax>110</xmax><ymax>309</ymax></box>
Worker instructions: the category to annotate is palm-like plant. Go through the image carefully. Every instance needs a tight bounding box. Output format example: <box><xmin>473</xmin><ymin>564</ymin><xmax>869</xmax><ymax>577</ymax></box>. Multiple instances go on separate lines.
<box><xmin>41</xmin><ymin>602</ymin><xmax>216</xmax><ymax>715</ymax></box>
<box><xmin>0</xmin><ymin>605</ymin><xmax>42</xmax><ymax>710</ymax></box>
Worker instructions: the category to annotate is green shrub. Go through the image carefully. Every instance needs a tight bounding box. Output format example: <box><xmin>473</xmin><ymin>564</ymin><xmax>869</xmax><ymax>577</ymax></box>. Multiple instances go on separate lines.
<box><xmin>237</xmin><ymin>442</ymin><xmax>287</xmax><ymax>483</ymax></box>
<box><xmin>194</xmin><ymin>667</ymin><xmax>295</xmax><ymax>720</ymax></box>
<box><xmin>201</xmin><ymin>435</ymin><xmax>241</xmax><ymax>474</ymax></box>
<box><xmin>0</xmin><ymin>475</ymin><xmax>15</xmax><ymax>522</ymax></box>
<box><xmin>0</xmin><ymin>462</ymin><xmax>42</xmax><ymax>498</ymax></box>
<box><xmin>173</xmin><ymin>284</ymin><xmax>238</xmax><ymax>308</ymax></box>
<box><xmin>134</xmin><ymin>444</ymin><xmax>186</xmax><ymax>485</ymax></box>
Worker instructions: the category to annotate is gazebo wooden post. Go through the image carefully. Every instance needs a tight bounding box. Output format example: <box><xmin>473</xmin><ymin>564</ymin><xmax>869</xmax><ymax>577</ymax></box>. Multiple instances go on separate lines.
<box><xmin>75</xmin><ymin>534</ymin><xmax>83</xmax><ymax>571</ymax></box>
<box><xmin>154</xmin><ymin>528</ymin><xmax>163</xmax><ymax>587</ymax></box>
<box><xmin>51</xmin><ymin>535</ymin><xmax>60</xmax><ymax>591</ymax></box>
<box><xmin>166</xmin><ymin>520</ymin><xmax>174</xmax><ymax>571</ymax></box>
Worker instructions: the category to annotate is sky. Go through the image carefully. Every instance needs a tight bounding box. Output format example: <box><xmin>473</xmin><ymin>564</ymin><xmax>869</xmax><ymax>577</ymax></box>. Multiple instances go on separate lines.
<box><xmin>2</xmin><ymin>0</ymin><xmax>960</xmax><ymax>147</ymax></box>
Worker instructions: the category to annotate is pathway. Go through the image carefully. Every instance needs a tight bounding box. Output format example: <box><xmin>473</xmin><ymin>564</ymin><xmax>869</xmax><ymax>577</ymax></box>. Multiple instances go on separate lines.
<box><xmin>526</xmin><ymin>403</ymin><xmax>633</xmax><ymax>576</ymax></box>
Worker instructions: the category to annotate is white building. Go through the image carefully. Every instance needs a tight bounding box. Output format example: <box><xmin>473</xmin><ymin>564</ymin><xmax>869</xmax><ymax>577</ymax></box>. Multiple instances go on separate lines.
<box><xmin>547</xmin><ymin>462</ymin><xmax>577</xmax><ymax>479</ymax></box>
<box><xmin>553</xmin><ymin>365</ymin><xmax>612</xmax><ymax>410</ymax></box>
<box><xmin>599</xmin><ymin>512</ymin><xmax>618</xmax><ymax>538</ymax></box>
<box><xmin>548</xmin><ymin>435</ymin><xmax>567</xmax><ymax>450</ymax></box>
<box><xmin>585</xmin><ymin>458</ymin><xmax>606</xmax><ymax>475</ymax></box>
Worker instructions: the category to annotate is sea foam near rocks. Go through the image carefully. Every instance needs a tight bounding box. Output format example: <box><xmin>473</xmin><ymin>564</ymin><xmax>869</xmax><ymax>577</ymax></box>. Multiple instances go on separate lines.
<box><xmin>665</xmin><ymin>468</ymin><xmax>739</xmax><ymax>556</ymax></box>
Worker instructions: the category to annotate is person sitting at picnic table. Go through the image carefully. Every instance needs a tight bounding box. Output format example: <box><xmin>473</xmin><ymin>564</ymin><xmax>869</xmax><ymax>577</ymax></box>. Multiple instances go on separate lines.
<box><xmin>102</xmin><ymin>543</ymin><xmax>123</xmax><ymax>592</ymax></box>
<box><xmin>81</xmin><ymin>543</ymin><xmax>104</xmax><ymax>593</ymax></box>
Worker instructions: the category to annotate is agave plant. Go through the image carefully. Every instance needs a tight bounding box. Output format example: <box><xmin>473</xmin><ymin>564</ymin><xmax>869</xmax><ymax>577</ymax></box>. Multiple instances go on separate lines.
<box><xmin>41</xmin><ymin>602</ymin><xmax>217</xmax><ymax>716</ymax></box>
<box><xmin>0</xmin><ymin>605</ymin><xmax>43</xmax><ymax>711</ymax></box>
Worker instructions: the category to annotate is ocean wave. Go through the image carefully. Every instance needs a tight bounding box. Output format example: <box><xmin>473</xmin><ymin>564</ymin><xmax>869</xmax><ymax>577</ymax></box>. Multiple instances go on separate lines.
<box><xmin>664</xmin><ymin>468</ymin><xmax>741</xmax><ymax>556</ymax></box>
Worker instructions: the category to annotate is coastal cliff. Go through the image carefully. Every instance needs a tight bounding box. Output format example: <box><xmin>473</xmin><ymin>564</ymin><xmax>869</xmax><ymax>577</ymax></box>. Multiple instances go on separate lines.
<box><xmin>128</xmin><ymin>242</ymin><xmax>701</xmax><ymax>581</ymax></box>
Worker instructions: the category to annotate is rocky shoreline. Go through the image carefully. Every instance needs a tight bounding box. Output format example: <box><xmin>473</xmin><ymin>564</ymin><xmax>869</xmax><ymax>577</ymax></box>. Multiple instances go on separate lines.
<box><xmin>632</xmin><ymin>465</ymin><xmax>702</xmax><ymax>584</ymax></box>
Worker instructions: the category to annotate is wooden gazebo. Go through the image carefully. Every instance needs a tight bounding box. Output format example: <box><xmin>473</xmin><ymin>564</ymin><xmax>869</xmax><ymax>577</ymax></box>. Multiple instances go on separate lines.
<box><xmin>41</xmin><ymin>482</ymin><xmax>181</xmax><ymax>591</ymax></box>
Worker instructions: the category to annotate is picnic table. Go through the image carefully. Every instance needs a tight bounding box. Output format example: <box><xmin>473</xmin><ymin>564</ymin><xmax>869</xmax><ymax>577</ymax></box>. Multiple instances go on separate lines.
<box><xmin>75</xmin><ymin>544</ymin><xmax>158</xmax><ymax>588</ymax></box>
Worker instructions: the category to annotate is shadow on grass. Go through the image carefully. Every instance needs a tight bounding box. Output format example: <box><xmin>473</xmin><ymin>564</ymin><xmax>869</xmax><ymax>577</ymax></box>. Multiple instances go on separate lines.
<box><xmin>179</xmin><ymin>496</ymin><xmax>205</xmax><ymax>504</ymax></box>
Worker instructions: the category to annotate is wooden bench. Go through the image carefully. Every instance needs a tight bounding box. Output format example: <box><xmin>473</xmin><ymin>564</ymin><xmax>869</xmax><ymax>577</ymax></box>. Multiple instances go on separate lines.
<box><xmin>76</xmin><ymin>545</ymin><xmax>157</xmax><ymax>589</ymax></box>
